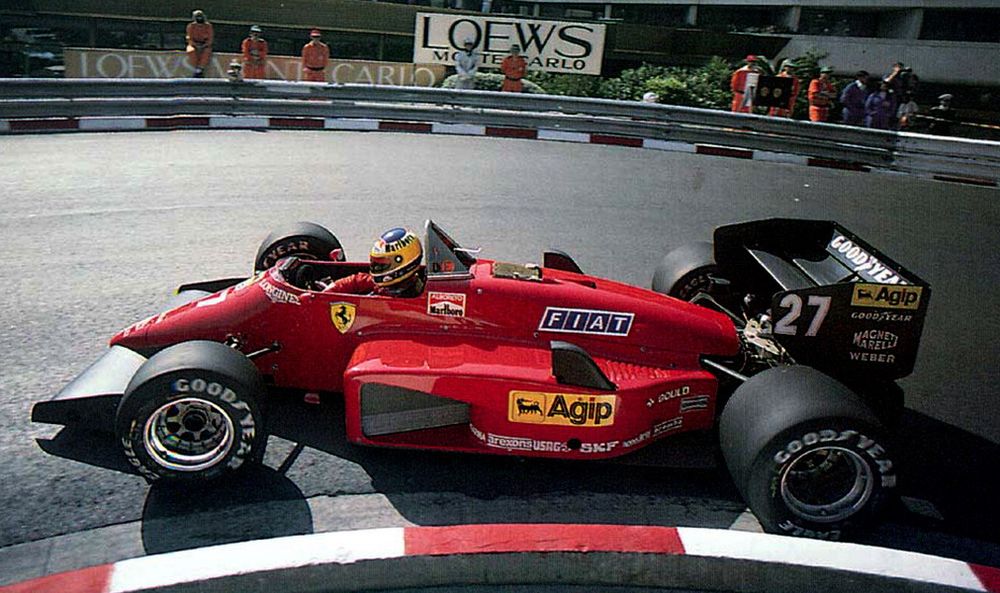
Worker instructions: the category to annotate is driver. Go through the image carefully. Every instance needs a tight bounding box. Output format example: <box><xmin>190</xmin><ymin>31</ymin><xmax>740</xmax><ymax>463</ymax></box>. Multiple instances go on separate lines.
<box><xmin>323</xmin><ymin>228</ymin><xmax>425</xmax><ymax>297</ymax></box>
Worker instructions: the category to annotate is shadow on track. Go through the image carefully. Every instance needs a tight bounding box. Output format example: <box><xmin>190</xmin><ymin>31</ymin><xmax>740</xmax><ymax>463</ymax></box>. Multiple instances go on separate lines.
<box><xmin>35</xmin><ymin>392</ymin><xmax>1000</xmax><ymax>565</ymax></box>
<box><xmin>140</xmin><ymin>465</ymin><xmax>312</xmax><ymax>555</ymax></box>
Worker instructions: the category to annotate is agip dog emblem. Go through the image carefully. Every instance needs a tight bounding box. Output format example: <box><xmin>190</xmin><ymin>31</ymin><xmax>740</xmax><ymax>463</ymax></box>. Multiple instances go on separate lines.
<box><xmin>330</xmin><ymin>302</ymin><xmax>356</xmax><ymax>334</ymax></box>
<box><xmin>508</xmin><ymin>390</ymin><xmax>616</xmax><ymax>427</ymax></box>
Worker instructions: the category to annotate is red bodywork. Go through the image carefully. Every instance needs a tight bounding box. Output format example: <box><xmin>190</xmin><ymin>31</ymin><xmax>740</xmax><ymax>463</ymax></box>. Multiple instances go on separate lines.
<box><xmin>111</xmin><ymin>254</ymin><xmax>738</xmax><ymax>461</ymax></box>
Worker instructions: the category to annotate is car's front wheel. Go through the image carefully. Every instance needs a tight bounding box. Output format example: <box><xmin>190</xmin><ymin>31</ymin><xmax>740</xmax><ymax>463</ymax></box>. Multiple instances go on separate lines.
<box><xmin>115</xmin><ymin>341</ymin><xmax>266</xmax><ymax>483</ymax></box>
<box><xmin>254</xmin><ymin>221</ymin><xmax>344</xmax><ymax>272</ymax></box>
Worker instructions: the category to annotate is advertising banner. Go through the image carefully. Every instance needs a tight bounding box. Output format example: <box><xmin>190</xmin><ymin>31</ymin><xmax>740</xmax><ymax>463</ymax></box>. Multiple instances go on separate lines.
<box><xmin>413</xmin><ymin>13</ymin><xmax>605</xmax><ymax>76</ymax></box>
<box><xmin>64</xmin><ymin>48</ymin><xmax>446</xmax><ymax>86</ymax></box>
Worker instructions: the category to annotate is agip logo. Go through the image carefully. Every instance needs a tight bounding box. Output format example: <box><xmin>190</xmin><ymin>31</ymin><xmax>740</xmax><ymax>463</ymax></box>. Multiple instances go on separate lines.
<box><xmin>851</xmin><ymin>284</ymin><xmax>922</xmax><ymax>310</ymax></box>
<box><xmin>508</xmin><ymin>391</ymin><xmax>616</xmax><ymax>427</ymax></box>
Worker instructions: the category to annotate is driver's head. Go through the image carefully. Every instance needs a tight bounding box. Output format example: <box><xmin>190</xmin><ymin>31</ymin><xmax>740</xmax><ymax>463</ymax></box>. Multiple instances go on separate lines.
<box><xmin>370</xmin><ymin>228</ymin><xmax>422</xmax><ymax>293</ymax></box>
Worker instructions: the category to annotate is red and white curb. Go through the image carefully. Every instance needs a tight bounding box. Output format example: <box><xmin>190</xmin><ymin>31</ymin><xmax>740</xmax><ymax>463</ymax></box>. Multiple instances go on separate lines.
<box><xmin>1</xmin><ymin>115</ymin><xmax>995</xmax><ymax>188</ymax></box>
<box><xmin>1</xmin><ymin>524</ymin><xmax>997</xmax><ymax>593</ymax></box>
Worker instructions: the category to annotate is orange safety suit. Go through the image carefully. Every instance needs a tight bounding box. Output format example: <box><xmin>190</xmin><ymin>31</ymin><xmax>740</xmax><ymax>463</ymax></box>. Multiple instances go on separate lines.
<box><xmin>301</xmin><ymin>41</ymin><xmax>330</xmax><ymax>82</ymax></box>
<box><xmin>185</xmin><ymin>21</ymin><xmax>214</xmax><ymax>71</ymax></box>
<box><xmin>768</xmin><ymin>72</ymin><xmax>800</xmax><ymax>118</ymax></box>
<box><xmin>500</xmin><ymin>55</ymin><xmax>527</xmax><ymax>93</ymax></box>
<box><xmin>730</xmin><ymin>65</ymin><xmax>757</xmax><ymax>113</ymax></box>
<box><xmin>808</xmin><ymin>77</ymin><xmax>836</xmax><ymax>122</ymax></box>
<box><xmin>241</xmin><ymin>37</ymin><xmax>269</xmax><ymax>79</ymax></box>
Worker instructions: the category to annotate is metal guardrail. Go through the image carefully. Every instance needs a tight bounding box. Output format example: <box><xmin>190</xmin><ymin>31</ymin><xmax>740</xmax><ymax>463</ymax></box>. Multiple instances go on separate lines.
<box><xmin>1</xmin><ymin>78</ymin><xmax>997</xmax><ymax>181</ymax></box>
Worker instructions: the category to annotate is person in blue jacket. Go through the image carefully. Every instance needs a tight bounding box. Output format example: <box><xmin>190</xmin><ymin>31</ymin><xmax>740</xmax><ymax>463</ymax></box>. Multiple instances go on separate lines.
<box><xmin>839</xmin><ymin>71</ymin><xmax>869</xmax><ymax>125</ymax></box>
<box><xmin>864</xmin><ymin>81</ymin><xmax>896</xmax><ymax>130</ymax></box>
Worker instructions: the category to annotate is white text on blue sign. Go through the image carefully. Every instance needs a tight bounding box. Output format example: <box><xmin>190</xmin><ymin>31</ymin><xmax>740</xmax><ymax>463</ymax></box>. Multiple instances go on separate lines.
<box><xmin>538</xmin><ymin>307</ymin><xmax>634</xmax><ymax>337</ymax></box>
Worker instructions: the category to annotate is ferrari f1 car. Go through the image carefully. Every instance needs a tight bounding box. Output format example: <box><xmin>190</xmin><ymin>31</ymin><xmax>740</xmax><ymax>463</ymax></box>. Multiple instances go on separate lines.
<box><xmin>33</xmin><ymin>219</ymin><xmax>930</xmax><ymax>540</ymax></box>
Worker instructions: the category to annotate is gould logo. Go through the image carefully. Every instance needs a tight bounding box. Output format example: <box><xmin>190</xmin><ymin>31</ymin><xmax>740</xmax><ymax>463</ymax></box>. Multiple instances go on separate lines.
<box><xmin>508</xmin><ymin>390</ymin><xmax>616</xmax><ymax>427</ymax></box>
<box><xmin>851</xmin><ymin>284</ymin><xmax>922</xmax><ymax>310</ymax></box>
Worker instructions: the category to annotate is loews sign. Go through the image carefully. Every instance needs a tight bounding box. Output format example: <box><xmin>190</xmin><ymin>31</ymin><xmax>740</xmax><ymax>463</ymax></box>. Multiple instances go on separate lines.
<box><xmin>413</xmin><ymin>13</ymin><xmax>605</xmax><ymax>76</ymax></box>
<box><xmin>64</xmin><ymin>48</ymin><xmax>446</xmax><ymax>86</ymax></box>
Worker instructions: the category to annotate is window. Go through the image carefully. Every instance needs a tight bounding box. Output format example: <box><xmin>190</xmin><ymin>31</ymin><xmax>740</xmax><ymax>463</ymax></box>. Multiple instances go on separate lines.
<box><xmin>920</xmin><ymin>10</ymin><xmax>1000</xmax><ymax>43</ymax></box>
<box><xmin>799</xmin><ymin>9</ymin><xmax>879</xmax><ymax>38</ymax></box>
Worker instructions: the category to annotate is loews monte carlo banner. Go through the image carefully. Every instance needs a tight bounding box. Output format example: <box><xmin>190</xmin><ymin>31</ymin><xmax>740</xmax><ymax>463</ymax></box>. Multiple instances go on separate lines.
<box><xmin>64</xmin><ymin>48</ymin><xmax>446</xmax><ymax>86</ymax></box>
<box><xmin>414</xmin><ymin>13</ymin><xmax>605</xmax><ymax>76</ymax></box>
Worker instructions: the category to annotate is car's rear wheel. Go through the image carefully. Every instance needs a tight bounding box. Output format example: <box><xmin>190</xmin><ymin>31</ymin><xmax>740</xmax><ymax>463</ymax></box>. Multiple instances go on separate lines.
<box><xmin>651</xmin><ymin>241</ymin><xmax>730</xmax><ymax>301</ymax></box>
<box><xmin>115</xmin><ymin>341</ymin><xmax>266</xmax><ymax>483</ymax></box>
<box><xmin>254</xmin><ymin>221</ymin><xmax>344</xmax><ymax>272</ymax></box>
<box><xmin>720</xmin><ymin>366</ymin><xmax>895</xmax><ymax>540</ymax></box>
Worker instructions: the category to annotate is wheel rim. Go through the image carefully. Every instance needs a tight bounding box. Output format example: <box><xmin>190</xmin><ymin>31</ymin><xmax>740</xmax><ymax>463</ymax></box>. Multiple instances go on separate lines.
<box><xmin>779</xmin><ymin>446</ymin><xmax>874</xmax><ymax>523</ymax></box>
<box><xmin>143</xmin><ymin>397</ymin><xmax>234</xmax><ymax>472</ymax></box>
<box><xmin>675</xmin><ymin>268</ymin><xmax>721</xmax><ymax>301</ymax></box>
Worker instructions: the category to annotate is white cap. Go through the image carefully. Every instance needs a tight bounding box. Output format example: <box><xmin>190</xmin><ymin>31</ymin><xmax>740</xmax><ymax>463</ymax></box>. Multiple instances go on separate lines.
<box><xmin>642</xmin><ymin>91</ymin><xmax>659</xmax><ymax>103</ymax></box>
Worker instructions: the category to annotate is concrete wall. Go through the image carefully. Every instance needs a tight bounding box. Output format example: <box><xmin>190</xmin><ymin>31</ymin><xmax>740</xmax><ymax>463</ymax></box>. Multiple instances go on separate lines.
<box><xmin>777</xmin><ymin>35</ymin><xmax>1000</xmax><ymax>85</ymax></box>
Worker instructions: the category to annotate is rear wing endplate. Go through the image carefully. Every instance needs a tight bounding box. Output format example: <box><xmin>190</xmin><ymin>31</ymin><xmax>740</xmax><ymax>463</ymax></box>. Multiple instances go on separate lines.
<box><xmin>714</xmin><ymin>219</ymin><xmax>931</xmax><ymax>380</ymax></box>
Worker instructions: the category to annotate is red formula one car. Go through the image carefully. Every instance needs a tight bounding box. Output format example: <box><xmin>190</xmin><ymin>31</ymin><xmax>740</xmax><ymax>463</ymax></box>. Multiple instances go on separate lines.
<box><xmin>34</xmin><ymin>219</ymin><xmax>930</xmax><ymax>539</ymax></box>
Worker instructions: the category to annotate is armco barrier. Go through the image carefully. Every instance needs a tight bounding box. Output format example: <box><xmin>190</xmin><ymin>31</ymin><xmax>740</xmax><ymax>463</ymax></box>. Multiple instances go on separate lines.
<box><xmin>0</xmin><ymin>79</ymin><xmax>997</xmax><ymax>186</ymax></box>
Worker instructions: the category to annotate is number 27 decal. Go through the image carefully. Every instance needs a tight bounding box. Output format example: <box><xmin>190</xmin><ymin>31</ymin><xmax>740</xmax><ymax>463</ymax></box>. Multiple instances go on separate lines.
<box><xmin>774</xmin><ymin>294</ymin><xmax>832</xmax><ymax>337</ymax></box>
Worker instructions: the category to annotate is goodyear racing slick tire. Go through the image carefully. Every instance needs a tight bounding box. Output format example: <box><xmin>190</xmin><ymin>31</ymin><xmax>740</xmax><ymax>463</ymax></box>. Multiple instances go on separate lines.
<box><xmin>254</xmin><ymin>221</ymin><xmax>344</xmax><ymax>272</ymax></box>
<box><xmin>719</xmin><ymin>366</ymin><xmax>895</xmax><ymax>540</ymax></box>
<box><xmin>115</xmin><ymin>341</ymin><xmax>266</xmax><ymax>483</ymax></box>
<box><xmin>651</xmin><ymin>242</ymin><xmax>728</xmax><ymax>301</ymax></box>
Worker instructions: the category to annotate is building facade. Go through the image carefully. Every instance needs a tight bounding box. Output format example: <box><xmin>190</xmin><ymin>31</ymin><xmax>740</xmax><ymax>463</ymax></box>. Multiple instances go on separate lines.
<box><xmin>504</xmin><ymin>0</ymin><xmax>1000</xmax><ymax>85</ymax></box>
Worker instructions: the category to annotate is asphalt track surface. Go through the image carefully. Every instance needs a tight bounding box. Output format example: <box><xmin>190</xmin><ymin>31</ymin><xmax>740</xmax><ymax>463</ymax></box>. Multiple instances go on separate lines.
<box><xmin>1</xmin><ymin>131</ymin><xmax>999</xmax><ymax>580</ymax></box>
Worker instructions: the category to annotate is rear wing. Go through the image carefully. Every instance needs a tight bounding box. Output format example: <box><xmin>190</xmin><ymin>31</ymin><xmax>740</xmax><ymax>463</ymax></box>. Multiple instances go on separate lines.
<box><xmin>714</xmin><ymin>219</ymin><xmax>931</xmax><ymax>381</ymax></box>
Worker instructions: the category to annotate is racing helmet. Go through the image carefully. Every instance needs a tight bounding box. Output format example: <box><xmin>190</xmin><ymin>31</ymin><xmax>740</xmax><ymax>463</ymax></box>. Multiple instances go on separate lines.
<box><xmin>370</xmin><ymin>228</ymin><xmax>422</xmax><ymax>289</ymax></box>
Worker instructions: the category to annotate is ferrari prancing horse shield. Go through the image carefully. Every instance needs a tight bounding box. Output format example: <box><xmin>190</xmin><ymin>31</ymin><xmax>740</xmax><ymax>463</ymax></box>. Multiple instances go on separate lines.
<box><xmin>330</xmin><ymin>302</ymin><xmax>356</xmax><ymax>333</ymax></box>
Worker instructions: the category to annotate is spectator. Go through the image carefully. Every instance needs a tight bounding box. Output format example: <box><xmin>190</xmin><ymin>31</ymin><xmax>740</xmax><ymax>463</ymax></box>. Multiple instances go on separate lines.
<box><xmin>226</xmin><ymin>59</ymin><xmax>242</xmax><ymax>82</ymax></box>
<box><xmin>185</xmin><ymin>10</ymin><xmax>213</xmax><ymax>78</ymax></box>
<box><xmin>730</xmin><ymin>55</ymin><xmax>760</xmax><ymax>113</ymax></box>
<box><xmin>454</xmin><ymin>38</ymin><xmax>479</xmax><ymax>90</ymax></box>
<box><xmin>241</xmin><ymin>25</ymin><xmax>268</xmax><ymax>80</ymax></box>
<box><xmin>808</xmin><ymin>66</ymin><xmax>836</xmax><ymax>122</ymax></box>
<box><xmin>768</xmin><ymin>61</ymin><xmax>800</xmax><ymax>118</ymax></box>
<box><xmin>928</xmin><ymin>93</ymin><xmax>958</xmax><ymax>136</ymax></box>
<box><xmin>864</xmin><ymin>81</ymin><xmax>896</xmax><ymax>129</ymax></box>
<box><xmin>301</xmin><ymin>29</ymin><xmax>330</xmax><ymax>82</ymax></box>
<box><xmin>896</xmin><ymin>92</ymin><xmax>919</xmax><ymax>130</ymax></box>
<box><xmin>500</xmin><ymin>44</ymin><xmax>527</xmax><ymax>93</ymax></box>
<box><xmin>883</xmin><ymin>62</ymin><xmax>918</xmax><ymax>95</ymax></box>
<box><xmin>839</xmin><ymin>70</ymin><xmax>869</xmax><ymax>125</ymax></box>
